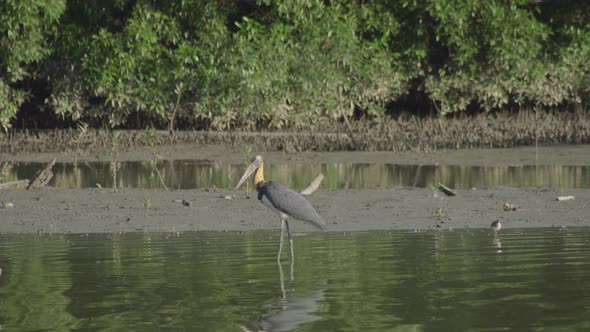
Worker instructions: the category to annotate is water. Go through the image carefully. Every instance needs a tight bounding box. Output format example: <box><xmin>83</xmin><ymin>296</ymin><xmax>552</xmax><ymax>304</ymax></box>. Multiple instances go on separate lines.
<box><xmin>2</xmin><ymin>160</ymin><xmax>590</xmax><ymax>189</ymax></box>
<box><xmin>1</xmin><ymin>228</ymin><xmax>590</xmax><ymax>331</ymax></box>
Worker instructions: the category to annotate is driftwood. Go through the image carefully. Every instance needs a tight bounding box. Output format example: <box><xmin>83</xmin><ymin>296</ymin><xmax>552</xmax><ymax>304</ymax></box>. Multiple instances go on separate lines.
<box><xmin>0</xmin><ymin>179</ymin><xmax>30</xmax><ymax>190</ymax></box>
<box><xmin>437</xmin><ymin>183</ymin><xmax>458</xmax><ymax>197</ymax></box>
<box><xmin>27</xmin><ymin>158</ymin><xmax>56</xmax><ymax>190</ymax></box>
<box><xmin>556</xmin><ymin>196</ymin><xmax>575</xmax><ymax>201</ymax></box>
<box><xmin>503</xmin><ymin>202</ymin><xmax>519</xmax><ymax>211</ymax></box>
<box><xmin>300</xmin><ymin>173</ymin><xmax>325</xmax><ymax>195</ymax></box>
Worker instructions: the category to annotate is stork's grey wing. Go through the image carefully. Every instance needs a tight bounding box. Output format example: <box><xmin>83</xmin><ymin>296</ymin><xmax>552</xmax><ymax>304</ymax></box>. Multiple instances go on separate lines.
<box><xmin>261</xmin><ymin>181</ymin><xmax>325</xmax><ymax>230</ymax></box>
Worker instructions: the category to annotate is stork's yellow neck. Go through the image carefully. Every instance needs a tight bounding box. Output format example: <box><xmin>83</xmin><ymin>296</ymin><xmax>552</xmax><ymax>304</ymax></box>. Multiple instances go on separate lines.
<box><xmin>254</xmin><ymin>163</ymin><xmax>265</xmax><ymax>186</ymax></box>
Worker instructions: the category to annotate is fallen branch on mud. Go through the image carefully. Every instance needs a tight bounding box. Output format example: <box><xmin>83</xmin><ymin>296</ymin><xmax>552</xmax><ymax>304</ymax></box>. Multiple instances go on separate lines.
<box><xmin>27</xmin><ymin>158</ymin><xmax>56</xmax><ymax>190</ymax></box>
<box><xmin>0</xmin><ymin>179</ymin><xmax>29</xmax><ymax>190</ymax></box>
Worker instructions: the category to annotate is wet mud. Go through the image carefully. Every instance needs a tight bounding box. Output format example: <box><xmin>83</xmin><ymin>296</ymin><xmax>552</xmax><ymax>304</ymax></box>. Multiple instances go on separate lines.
<box><xmin>1</xmin><ymin>144</ymin><xmax>589</xmax><ymax>234</ymax></box>
<box><xmin>0</xmin><ymin>186</ymin><xmax>587</xmax><ymax>234</ymax></box>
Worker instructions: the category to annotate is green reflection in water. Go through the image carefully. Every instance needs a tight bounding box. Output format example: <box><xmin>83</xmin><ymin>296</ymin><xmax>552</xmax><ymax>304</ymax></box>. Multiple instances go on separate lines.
<box><xmin>0</xmin><ymin>235</ymin><xmax>77</xmax><ymax>330</ymax></box>
<box><xmin>2</xmin><ymin>160</ymin><xmax>590</xmax><ymax>189</ymax></box>
<box><xmin>0</xmin><ymin>229</ymin><xmax>589</xmax><ymax>331</ymax></box>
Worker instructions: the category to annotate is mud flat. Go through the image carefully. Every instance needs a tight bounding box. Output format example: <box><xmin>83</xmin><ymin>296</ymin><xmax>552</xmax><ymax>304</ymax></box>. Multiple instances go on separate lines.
<box><xmin>2</xmin><ymin>142</ymin><xmax>590</xmax><ymax>166</ymax></box>
<box><xmin>1</xmin><ymin>144</ymin><xmax>589</xmax><ymax>234</ymax></box>
<box><xmin>0</xmin><ymin>186</ymin><xmax>587</xmax><ymax>234</ymax></box>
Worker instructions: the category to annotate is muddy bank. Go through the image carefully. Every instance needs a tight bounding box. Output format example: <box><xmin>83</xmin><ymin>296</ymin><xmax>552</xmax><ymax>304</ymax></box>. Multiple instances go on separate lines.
<box><xmin>2</xmin><ymin>110</ymin><xmax>589</xmax><ymax>156</ymax></box>
<box><xmin>2</xmin><ymin>142</ymin><xmax>590</xmax><ymax>167</ymax></box>
<box><xmin>1</xmin><ymin>134</ymin><xmax>589</xmax><ymax>234</ymax></box>
<box><xmin>0</xmin><ymin>187</ymin><xmax>587</xmax><ymax>234</ymax></box>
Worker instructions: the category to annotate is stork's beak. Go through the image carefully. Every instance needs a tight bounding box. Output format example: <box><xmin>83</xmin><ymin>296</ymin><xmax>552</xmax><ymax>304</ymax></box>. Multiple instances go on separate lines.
<box><xmin>235</xmin><ymin>158</ymin><xmax>262</xmax><ymax>190</ymax></box>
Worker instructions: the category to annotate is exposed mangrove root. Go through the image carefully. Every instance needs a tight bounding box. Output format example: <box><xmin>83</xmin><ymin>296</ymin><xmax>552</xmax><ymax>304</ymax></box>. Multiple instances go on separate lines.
<box><xmin>1</xmin><ymin>110</ymin><xmax>589</xmax><ymax>154</ymax></box>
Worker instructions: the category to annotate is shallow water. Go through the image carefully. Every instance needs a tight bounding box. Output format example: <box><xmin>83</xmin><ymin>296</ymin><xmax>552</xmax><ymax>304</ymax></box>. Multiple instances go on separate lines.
<box><xmin>3</xmin><ymin>160</ymin><xmax>590</xmax><ymax>189</ymax></box>
<box><xmin>1</xmin><ymin>228</ymin><xmax>589</xmax><ymax>331</ymax></box>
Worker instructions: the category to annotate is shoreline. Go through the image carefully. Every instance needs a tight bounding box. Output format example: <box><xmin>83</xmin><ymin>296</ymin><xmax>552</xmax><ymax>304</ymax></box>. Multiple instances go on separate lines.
<box><xmin>2</xmin><ymin>110</ymin><xmax>590</xmax><ymax>156</ymax></box>
<box><xmin>1</xmin><ymin>143</ymin><xmax>588</xmax><ymax>234</ymax></box>
<box><xmin>2</xmin><ymin>142</ymin><xmax>590</xmax><ymax>166</ymax></box>
<box><xmin>0</xmin><ymin>187</ymin><xmax>587</xmax><ymax>234</ymax></box>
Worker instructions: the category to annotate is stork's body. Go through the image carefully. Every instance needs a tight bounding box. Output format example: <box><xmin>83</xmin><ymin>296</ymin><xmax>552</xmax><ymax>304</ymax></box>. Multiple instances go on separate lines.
<box><xmin>236</xmin><ymin>155</ymin><xmax>325</xmax><ymax>261</ymax></box>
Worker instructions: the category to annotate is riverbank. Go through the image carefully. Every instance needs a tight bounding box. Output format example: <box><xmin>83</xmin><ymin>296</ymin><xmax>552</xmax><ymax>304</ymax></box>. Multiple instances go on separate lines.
<box><xmin>1</xmin><ymin>132</ymin><xmax>589</xmax><ymax>234</ymax></box>
<box><xmin>0</xmin><ymin>186</ymin><xmax>587</xmax><ymax>234</ymax></box>
<box><xmin>2</xmin><ymin>110</ymin><xmax>590</xmax><ymax>157</ymax></box>
<box><xmin>2</xmin><ymin>140</ymin><xmax>590</xmax><ymax>166</ymax></box>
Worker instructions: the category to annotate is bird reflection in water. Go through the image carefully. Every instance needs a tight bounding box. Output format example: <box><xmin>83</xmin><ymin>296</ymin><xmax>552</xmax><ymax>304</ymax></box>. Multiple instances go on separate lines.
<box><xmin>240</xmin><ymin>279</ymin><xmax>325</xmax><ymax>332</ymax></box>
<box><xmin>240</xmin><ymin>259</ymin><xmax>325</xmax><ymax>332</ymax></box>
<box><xmin>493</xmin><ymin>237</ymin><xmax>502</xmax><ymax>254</ymax></box>
<box><xmin>490</xmin><ymin>219</ymin><xmax>503</xmax><ymax>254</ymax></box>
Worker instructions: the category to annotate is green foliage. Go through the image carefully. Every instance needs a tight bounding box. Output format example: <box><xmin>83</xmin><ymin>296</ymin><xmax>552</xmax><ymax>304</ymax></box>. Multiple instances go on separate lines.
<box><xmin>1</xmin><ymin>0</ymin><xmax>590</xmax><ymax>130</ymax></box>
<box><xmin>141</xmin><ymin>127</ymin><xmax>157</xmax><ymax>147</ymax></box>
<box><xmin>48</xmin><ymin>1</ymin><xmax>232</xmax><ymax>129</ymax></box>
<box><xmin>426</xmin><ymin>0</ymin><xmax>550</xmax><ymax>113</ymax></box>
<box><xmin>224</xmin><ymin>0</ymin><xmax>419</xmax><ymax>129</ymax></box>
<box><xmin>424</xmin><ymin>1</ymin><xmax>590</xmax><ymax>114</ymax></box>
<box><xmin>143</xmin><ymin>197</ymin><xmax>151</xmax><ymax>210</ymax></box>
<box><xmin>0</xmin><ymin>0</ymin><xmax>65</xmax><ymax>129</ymax></box>
<box><xmin>85</xmin><ymin>5</ymin><xmax>187</xmax><ymax>127</ymax></box>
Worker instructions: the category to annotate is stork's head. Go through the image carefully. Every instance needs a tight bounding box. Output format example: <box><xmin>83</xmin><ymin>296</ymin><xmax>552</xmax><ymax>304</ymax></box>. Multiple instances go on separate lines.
<box><xmin>235</xmin><ymin>155</ymin><xmax>264</xmax><ymax>189</ymax></box>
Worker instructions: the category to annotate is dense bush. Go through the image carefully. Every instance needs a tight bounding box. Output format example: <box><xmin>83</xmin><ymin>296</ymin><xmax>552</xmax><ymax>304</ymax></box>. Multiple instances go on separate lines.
<box><xmin>425</xmin><ymin>0</ymin><xmax>590</xmax><ymax>113</ymax></box>
<box><xmin>0</xmin><ymin>0</ymin><xmax>66</xmax><ymax>128</ymax></box>
<box><xmin>221</xmin><ymin>0</ymin><xmax>420</xmax><ymax>129</ymax></box>
<box><xmin>1</xmin><ymin>0</ymin><xmax>589</xmax><ymax>131</ymax></box>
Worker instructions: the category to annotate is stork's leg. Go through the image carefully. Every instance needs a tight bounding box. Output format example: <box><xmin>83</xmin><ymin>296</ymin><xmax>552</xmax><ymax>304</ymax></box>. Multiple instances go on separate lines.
<box><xmin>278</xmin><ymin>259</ymin><xmax>286</xmax><ymax>299</ymax></box>
<box><xmin>285</xmin><ymin>220</ymin><xmax>294</xmax><ymax>263</ymax></box>
<box><xmin>277</xmin><ymin>219</ymin><xmax>285</xmax><ymax>262</ymax></box>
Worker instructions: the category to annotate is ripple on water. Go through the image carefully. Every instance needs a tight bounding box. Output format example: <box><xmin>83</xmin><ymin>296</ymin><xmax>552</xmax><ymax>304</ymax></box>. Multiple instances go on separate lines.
<box><xmin>0</xmin><ymin>228</ymin><xmax>589</xmax><ymax>331</ymax></box>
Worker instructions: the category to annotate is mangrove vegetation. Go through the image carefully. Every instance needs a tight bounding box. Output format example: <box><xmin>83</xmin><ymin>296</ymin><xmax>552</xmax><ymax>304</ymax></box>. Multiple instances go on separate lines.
<box><xmin>1</xmin><ymin>0</ymin><xmax>590</xmax><ymax>133</ymax></box>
